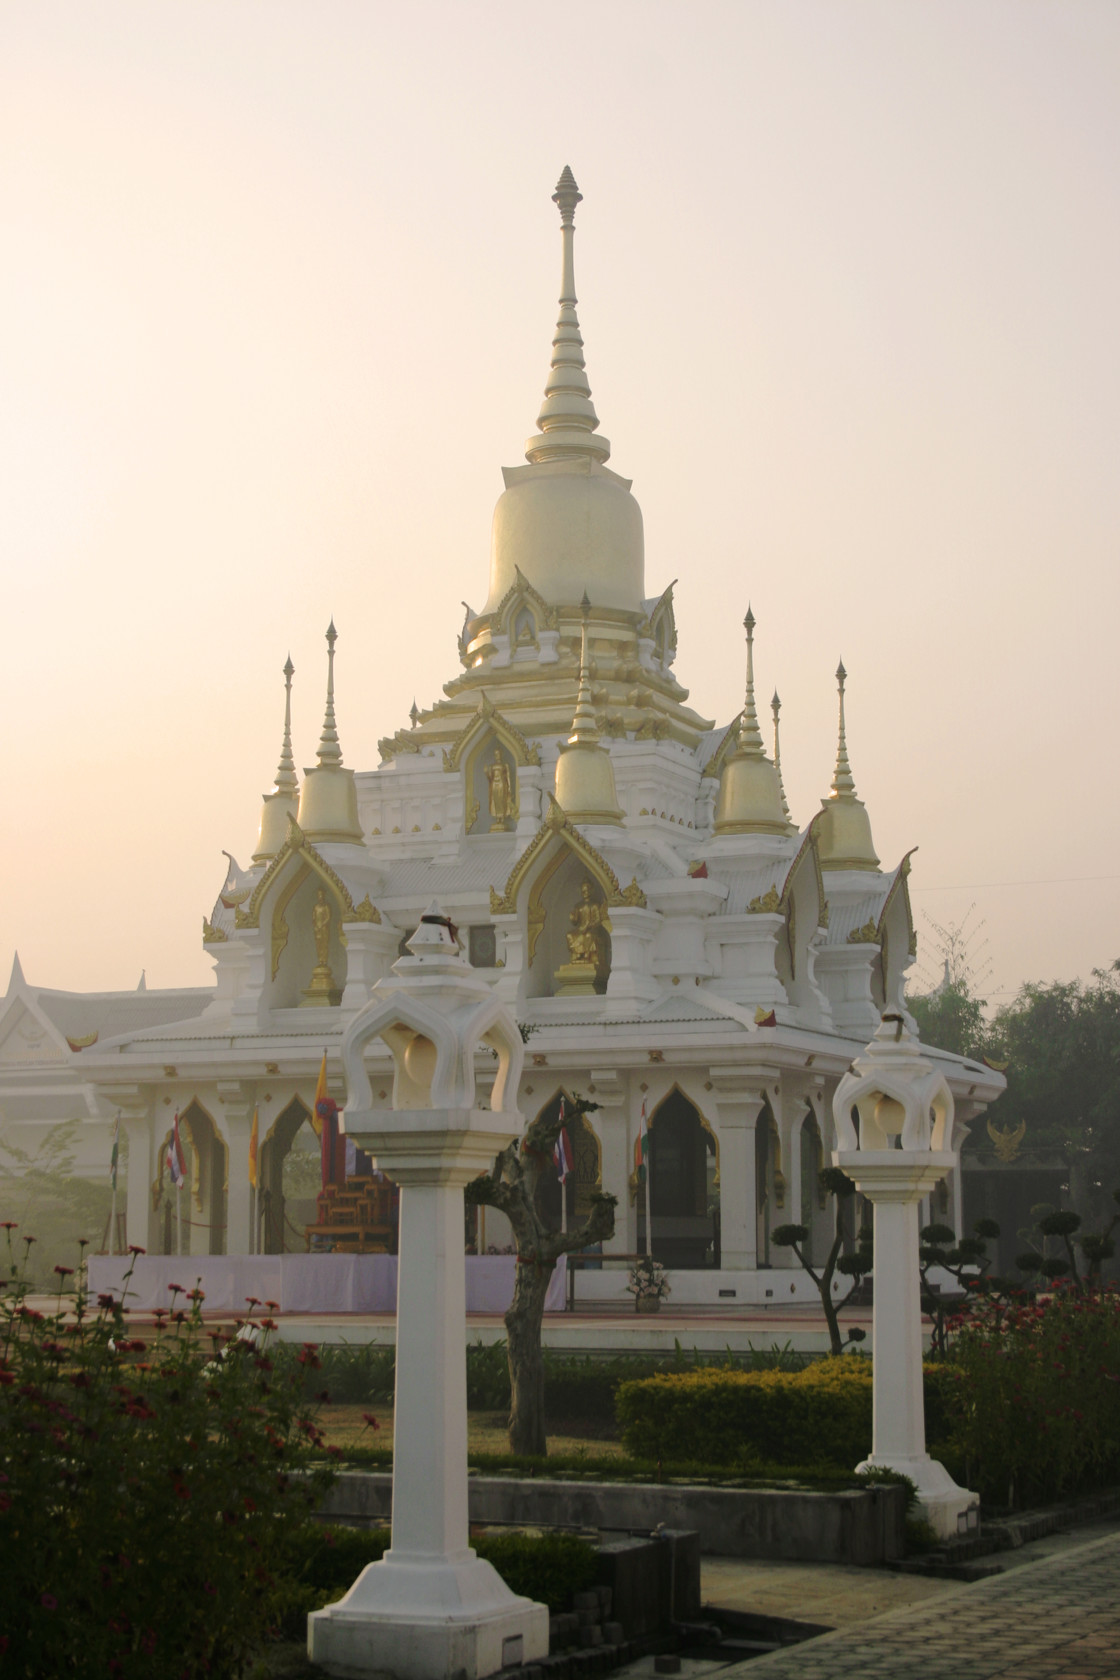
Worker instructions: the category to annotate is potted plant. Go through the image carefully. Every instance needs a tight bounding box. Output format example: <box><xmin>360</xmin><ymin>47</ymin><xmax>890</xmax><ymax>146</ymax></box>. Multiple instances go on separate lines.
<box><xmin>626</xmin><ymin>1255</ymin><xmax>670</xmax><ymax>1314</ymax></box>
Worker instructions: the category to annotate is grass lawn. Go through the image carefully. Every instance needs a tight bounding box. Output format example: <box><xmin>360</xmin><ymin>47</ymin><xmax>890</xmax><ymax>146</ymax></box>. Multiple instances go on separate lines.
<box><xmin>315</xmin><ymin>1404</ymin><xmax>627</xmax><ymax>1459</ymax></box>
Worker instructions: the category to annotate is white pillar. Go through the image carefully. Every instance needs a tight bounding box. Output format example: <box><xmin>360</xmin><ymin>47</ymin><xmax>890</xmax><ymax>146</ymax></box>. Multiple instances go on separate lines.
<box><xmin>710</xmin><ymin>1074</ymin><xmax>764</xmax><ymax>1272</ymax></box>
<box><xmin>309</xmin><ymin>909</ymin><xmax>548</xmax><ymax>1680</ymax></box>
<box><xmin>111</xmin><ymin>1093</ymin><xmax>153</xmax><ymax>1254</ymax></box>
<box><xmin>221</xmin><ymin>1090</ymin><xmax>255</xmax><ymax>1257</ymax></box>
<box><xmin>834</xmin><ymin>1016</ymin><xmax>979</xmax><ymax>1540</ymax></box>
<box><xmin>390</xmin><ymin>1183</ymin><xmax>470</xmax><ymax>1562</ymax></box>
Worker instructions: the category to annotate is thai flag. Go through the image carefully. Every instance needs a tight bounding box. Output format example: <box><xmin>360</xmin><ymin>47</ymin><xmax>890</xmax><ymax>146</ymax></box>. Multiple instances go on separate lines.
<box><xmin>167</xmin><ymin>1112</ymin><xmax>186</xmax><ymax>1189</ymax></box>
<box><xmin>553</xmin><ymin>1101</ymin><xmax>573</xmax><ymax>1185</ymax></box>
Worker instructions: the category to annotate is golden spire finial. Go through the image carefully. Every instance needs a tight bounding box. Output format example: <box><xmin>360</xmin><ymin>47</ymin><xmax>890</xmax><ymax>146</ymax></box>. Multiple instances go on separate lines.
<box><xmin>568</xmin><ymin>592</ymin><xmax>600</xmax><ymax>745</ymax></box>
<box><xmin>273</xmin><ymin>655</ymin><xmax>298</xmax><ymax>797</ymax></box>
<box><xmin>737</xmin><ymin>606</ymin><xmax>765</xmax><ymax>756</ymax></box>
<box><xmin>316</xmin><ymin>620</ymin><xmax>343</xmax><ymax>768</ymax></box>
<box><xmin>526</xmin><ymin>168</ymin><xmax>610</xmax><ymax>466</ymax></box>
<box><xmin>772</xmin><ymin>689</ymin><xmax>791</xmax><ymax>822</ymax></box>
<box><xmin>831</xmin><ymin>659</ymin><xmax>856</xmax><ymax>799</ymax></box>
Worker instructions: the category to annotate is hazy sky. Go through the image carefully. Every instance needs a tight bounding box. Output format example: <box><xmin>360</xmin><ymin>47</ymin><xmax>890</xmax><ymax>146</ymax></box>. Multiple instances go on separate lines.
<box><xmin>2</xmin><ymin>1</ymin><xmax>1118</xmax><ymax>1010</ymax></box>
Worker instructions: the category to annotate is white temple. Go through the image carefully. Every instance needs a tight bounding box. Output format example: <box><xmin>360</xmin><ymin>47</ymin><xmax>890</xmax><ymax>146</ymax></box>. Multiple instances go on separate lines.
<box><xmin>0</xmin><ymin>170</ymin><xmax>1003</xmax><ymax>1302</ymax></box>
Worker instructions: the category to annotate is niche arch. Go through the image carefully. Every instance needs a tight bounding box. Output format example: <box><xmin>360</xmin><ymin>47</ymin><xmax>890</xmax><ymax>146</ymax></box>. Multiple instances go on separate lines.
<box><xmin>258</xmin><ymin>1096</ymin><xmax>315</xmax><ymax>1254</ymax></box>
<box><xmin>155</xmin><ymin>1100</ymin><xmax>227</xmax><ymax>1256</ymax></box>
<box><xmin>648</xmin><ymin>1086</ymin><xmax>720</xmax><ymax>1269</ymax></box>
<box><xmin>532</xmin><ymin>1090</ymin><xmax>603</xmax><ymax>1231</ymax></box>
<box><xmin>442</xmin><ymin>697</ymin><xmax>540</xmax><ymax>837</ymax></box>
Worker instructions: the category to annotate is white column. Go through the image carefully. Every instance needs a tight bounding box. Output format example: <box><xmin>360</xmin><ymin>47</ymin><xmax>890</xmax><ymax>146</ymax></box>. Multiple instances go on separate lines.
<box><xmin>110</xmin><ymin>1092</ymin><xmax>153</xmax><ymax>1254</ymax></box>
<box><xmin>868</xmin><ymin>1197</ymin><xmax>926</xmax><ymax>1461</ymax></box>
<box><xmin>710</xmin><ymin>1075</ymin><xmax>765</xmax><ymax>1272</ymax></box>
<box><xmin>220</xmin><ymin>1088</ymin><xmax>255</xmax><ymax>1258</ymax></box>
<box><xmin>389</xmin><ymin>1182</ymin><xmax>470</xmax><ymax>1562</ymax></box>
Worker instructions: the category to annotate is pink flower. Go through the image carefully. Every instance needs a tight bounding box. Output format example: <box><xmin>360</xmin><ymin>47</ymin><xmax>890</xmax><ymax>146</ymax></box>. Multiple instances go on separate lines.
<box><xmin>40</xmin><ymin>1594</ymin><xmax>57</xmax><ymax>1610</ymax></box>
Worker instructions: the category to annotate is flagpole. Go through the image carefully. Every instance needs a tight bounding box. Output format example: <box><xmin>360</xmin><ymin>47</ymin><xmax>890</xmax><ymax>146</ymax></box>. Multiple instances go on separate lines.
<box><xmin>109</xmin><ymin>1113</ymin><xmax>119</xmax><ymax>1253</ymax></box>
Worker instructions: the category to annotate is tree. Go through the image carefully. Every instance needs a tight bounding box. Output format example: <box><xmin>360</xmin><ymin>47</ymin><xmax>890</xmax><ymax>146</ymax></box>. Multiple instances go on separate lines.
<box><xmin>0</xmin><ymin>1121</ymin><xmax>113</xmax><ymax>1286</ymax></box>
<box><xmin>771</xmin><ymin>1167</ymin><xmax>873</xmax><ymax>1356</ymax></box>
<box><xmin>985</xmin><ymin>965</ymin><xmax>1120</xmax><ymax>1218</ymax></box>
<box><xmin>918</xmin><ymin>1217</ymin><xmax>1000</xmax><ymax>1355</ymax></box>
<box><xmin>466</xmin><ymin>1094</ymin><xmax>616</xmax><ymax>1455</ymax></box>
<box><xmin>909</xmin><ymin>978</ymin><xmax>987</xmax><ymax>1062</ymax></box>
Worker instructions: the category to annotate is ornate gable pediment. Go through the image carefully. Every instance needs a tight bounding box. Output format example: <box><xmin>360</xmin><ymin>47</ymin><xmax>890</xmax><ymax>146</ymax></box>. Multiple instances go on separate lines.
<box><xmin>0</xmin><ymin>998</ymin><xmax>69</xmax><ymax>1065</ymax></box>
<box><xmin>490</xmin><ymin>566</ymin><xmax>559</xmax><ymax>636</ymax></box>
<box><xmin>235</xmin><ymin>817</ymin><xmax>381</xmax><ymax>930</ymax></box>
<box><xmin>489</xmin><ymin>798</ymin><xmax>646</xmax><ymax>915</ymax></box>
<box><xmin>441</xmin><ymin>694</ymin><xmax>541</xmax><ymax>771</ymax></box>
<box><xmin>641</xmin><ymin>580</ymin><xmax>678</xmax><ymax>666</ymax></box>
<box><xmin>773</xmin><ymin>814</ymin><xmax>828</xmax><ymax>980</ymax></box>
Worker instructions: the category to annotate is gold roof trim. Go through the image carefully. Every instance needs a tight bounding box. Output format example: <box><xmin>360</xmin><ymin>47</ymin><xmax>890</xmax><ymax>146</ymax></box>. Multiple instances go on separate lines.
<box><xmin>489</xmin><ymin>797</ymin><xmax>647</xmax><ymax>915</ymax></box>
<box><xmin>235</xmin><ymin>816</ymin><xmax>382</xmax><ymax>930</ymax></box>
<box><xmin>490</xmin><ymin>567</ymin><xmax>560</xmax><ymax>636</ymax></box>
<box><xmin>442</xmin><ymin>694</ymin><xmax>541</xmax><ymax>771</ymax></box>
<box><xmin>700</xmin><ymin>716</ymin><xmax>743</xmax><ymax>781</ymax></box>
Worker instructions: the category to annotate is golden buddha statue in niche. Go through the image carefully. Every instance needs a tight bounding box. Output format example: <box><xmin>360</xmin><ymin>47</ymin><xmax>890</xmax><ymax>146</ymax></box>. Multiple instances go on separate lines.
<box><xmin>555</xmin><ymin>879</ymin><xmax>611</xmax><ymax>996</ymax></box>
<box><xmin>302</xmin><ymin>886</ymin><xmax>342</xmax><ymax>1007</ymax></box>
<box><xmin>485</xmin><ymin>745</ymin><xmax>515</xmax><ymax>830</ymax></box>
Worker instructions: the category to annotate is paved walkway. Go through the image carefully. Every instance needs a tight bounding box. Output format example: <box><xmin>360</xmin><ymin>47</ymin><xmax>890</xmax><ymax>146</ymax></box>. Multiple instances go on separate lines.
<box><xmin>720</xmin><ymin>1528</ymin><xmax>1120</xmax><ymax>1679</ymax></box>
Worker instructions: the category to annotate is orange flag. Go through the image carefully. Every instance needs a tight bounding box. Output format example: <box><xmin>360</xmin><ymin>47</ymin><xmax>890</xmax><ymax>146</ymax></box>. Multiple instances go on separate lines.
<box><xmin>248</xmin><ymin>1106</ymin><xmax>259</xmax><ymax>1190</ymax></box>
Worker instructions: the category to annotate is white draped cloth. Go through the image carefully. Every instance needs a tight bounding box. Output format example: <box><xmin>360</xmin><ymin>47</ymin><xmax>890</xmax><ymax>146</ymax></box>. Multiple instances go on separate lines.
<box><xmin>87</xmin><ymin>1252</ymin><xmax>566</xmax><ymax>1315</ymax></box>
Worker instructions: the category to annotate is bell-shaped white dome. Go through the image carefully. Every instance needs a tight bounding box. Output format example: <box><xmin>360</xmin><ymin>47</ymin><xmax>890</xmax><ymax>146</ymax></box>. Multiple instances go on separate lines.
<box><xmin>486</xmin><ymin>459</ymin><xmax>644</xmax><ymax>615</ymax></box>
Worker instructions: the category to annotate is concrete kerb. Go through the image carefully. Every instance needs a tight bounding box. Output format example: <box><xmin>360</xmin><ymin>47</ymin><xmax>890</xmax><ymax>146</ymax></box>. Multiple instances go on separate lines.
<box><xmin>712</xmin><ymin>1528</ymin><xmax>1120</xmax><ymax>1678</ymax></box>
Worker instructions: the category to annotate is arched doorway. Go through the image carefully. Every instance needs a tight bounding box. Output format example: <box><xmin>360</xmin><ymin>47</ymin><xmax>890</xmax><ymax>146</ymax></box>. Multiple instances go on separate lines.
<box><xmin>154</xmin><ymin>1102</ymin><xmax>227</xmax><ymax>1256</ymax></box>
<box><xmin>258</xmin><ymin>1098</ymin><xmax>317</xmax><ymax>1254</ymax></box>
<box><xmin>533</xmin><ymin>1092</ymin><xmax>602</xmax><ymax>1232</ymax></box>
<box><xmin>649</xmin><ymin>1090</ymin><xmax>719</xmax><ymax>1269</ymax></box>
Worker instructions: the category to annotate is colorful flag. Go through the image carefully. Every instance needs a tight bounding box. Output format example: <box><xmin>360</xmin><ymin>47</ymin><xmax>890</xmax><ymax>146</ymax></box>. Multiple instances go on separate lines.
<box><xmin>553</xmin><ymin>1115</ymin><xmax>573</xmax><ymax>1186</ymax></box>
<box><xmin>248</xmin><ymin>1107</ymin><xmax>259</xmax><ymax>1190</ymax></box>
<box><xmin>167</xmin><ymin>1111</ymin><xmax>186</xmax><ymax>1189</ymax></box>
<box><xmin>110</xmin><ymin>1115</ymin><xmax>120</xmax><ymax>1192</ymax></box>
<box><xmin>315</xmin><ymin>1052</ymin><xmax>342</xmax><ymax>1188</ymax></box>
<box><xmin>633</xmin><ymin>1100</ymin><xmax>649</xmax><ymax>1186</ymax></box>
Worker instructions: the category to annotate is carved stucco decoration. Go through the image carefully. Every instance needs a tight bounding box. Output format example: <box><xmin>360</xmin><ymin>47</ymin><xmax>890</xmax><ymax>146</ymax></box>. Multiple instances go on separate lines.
<box><xmin>848</xmin><ymin>919</ymin><xmax>881</xmax><ymax>945</ymax></box>
<box><xmin>489</xmin><ymin>798</ymin><xmax>648</xmax><ymax>917</ymax></box>
<box><xmin>202</xmin><ymin>918</ymin><xmax>228</xmax><ymax>944</ymax></box>
<box><xmin>747</xmin><ymin>885</ymin><xmax>782</xmax><ymax>914</ymax></box>
<box><xmin>441</xmin><ymin>693</ymin><xmax>541</xmax><ymax>771</ymax></box>
<box><xmin>235</xmin><ymin>817</ymin><xmax>383</xmax><ymax>936</ymax></box>
<box><xmin>489</xmin><ymin>566</ymin><xmax>560</xmax><ymax>637</ymax></box>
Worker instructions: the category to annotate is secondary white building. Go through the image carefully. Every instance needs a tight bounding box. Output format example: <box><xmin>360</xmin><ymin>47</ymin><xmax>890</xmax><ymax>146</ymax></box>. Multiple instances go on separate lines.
<box><xmin>0</xmin><ymin>169</ymin><xmax>1003</xmax><ymax>1302</ymax></box>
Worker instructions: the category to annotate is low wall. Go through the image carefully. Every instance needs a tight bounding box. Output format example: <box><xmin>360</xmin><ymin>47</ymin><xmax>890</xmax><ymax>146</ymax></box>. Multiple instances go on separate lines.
<box><xmin>318</xmin><ymin>1471</ymin><xmax>906</xmax><ymax>1567</ymax></box>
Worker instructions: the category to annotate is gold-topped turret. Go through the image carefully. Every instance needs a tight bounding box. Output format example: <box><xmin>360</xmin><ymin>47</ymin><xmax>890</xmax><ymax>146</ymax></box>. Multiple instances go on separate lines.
<box><xmin>817</xmin><ymin>661</ymin><xmax>880</xmax><ymax>871</ymax></box>
<box><xmin>253</xmin><ymin>656</ymin><xmax>300</xmax><ymax>863</ymax></box>
<box><xmin>713</xmin><ymin>609</ymin><xmax>792</xmax><ymax>836</ymax></box>
<box><xmin>297</xmin><ymin>623</ymin><xmax>363</xmax><ymax>845</ymax></box>
<box><xmin>553</xmin><ymin>595</ymin><xmax>623</xmax><ymax>824</ymax></box>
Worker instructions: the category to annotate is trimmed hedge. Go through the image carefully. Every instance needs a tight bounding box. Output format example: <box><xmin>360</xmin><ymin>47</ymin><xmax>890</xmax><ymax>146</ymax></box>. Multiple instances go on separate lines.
<box><xmin>288</xmin><ymin>1524</ymin><xmax>597</xmax><ymax>1615</ymax></box>
<box><xmin>617</xmin><ymin>1358</ymin><xmax>962</xmax><ymax>1470</ymax></box>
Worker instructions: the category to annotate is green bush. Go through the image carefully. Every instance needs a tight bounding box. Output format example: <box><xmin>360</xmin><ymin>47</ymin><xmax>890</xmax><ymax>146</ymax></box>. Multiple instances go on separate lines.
<box><xmin>279</xmin><ymin>1340</ymin><xmax>395</xmax><ymax>1404</ymax></box>
<box><xmin>0</xmin><ymin>1234</ymin><xmax>336</xmax><ymax>1678</ymax></box>
<box><xmin>617</xmin><ymin>1357</ymin><xmax>874</xmax><ymax>1467</ymax></box>
<box><xmin>285</xmin><ymin>1525</ymin><xmax>597</xmax><ymax>1617</ymax></box>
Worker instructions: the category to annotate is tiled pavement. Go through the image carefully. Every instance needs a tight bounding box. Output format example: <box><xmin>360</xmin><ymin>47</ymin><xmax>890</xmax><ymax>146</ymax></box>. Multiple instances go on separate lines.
<box><xmin>722</xmin><ymin>1529</ymin><xmax>1120</xmax><ymax>1680</ymax></box>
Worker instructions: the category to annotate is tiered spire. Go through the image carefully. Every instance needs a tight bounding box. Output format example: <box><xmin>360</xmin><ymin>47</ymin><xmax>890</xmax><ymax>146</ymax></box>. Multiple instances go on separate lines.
<box><xmin>316</xmin><ymin>621</ymin><xmax>343</xmax><ymax>767</ymax></box>
<box><xmin>830</xmin><ymin>661</ymin><xmax>856</xmax><ymax>798</ymax></box>
<box><xmin>253</xmin><ymin>655</ymin><xmax>301</xmax><ymax>863</ymax></box>
<box><xmin>275</xmin><ymin>656</ymin><xmax>298</xmax><ymax>796</ymax></box>
<box><xmin>713</xmin><ymin>608</ymin><xmax>792</xmax><ymax>836</ymax></box>
<box><xmin>772</xmin><ymin>690</ymin><xmax>792</xmax><ymax>823</ymax></box>
<box><xmin>818</xmin><ymin>660</ymin><xmax>879</xmax><ymax>871</ymax></box>
<box><xmin>297</xmin><ymin>622</ymin><xmax>363</xmax><ymax>845</ymax></box>
<box><xmin>553</xmin><ymin>595</ymin><xmax>623</xmax><ymax>825</ymax></box>
<box><xmin>526</xmin><ymin>168</ymin><xmax>611</xmax><ymax>466</ymax></box>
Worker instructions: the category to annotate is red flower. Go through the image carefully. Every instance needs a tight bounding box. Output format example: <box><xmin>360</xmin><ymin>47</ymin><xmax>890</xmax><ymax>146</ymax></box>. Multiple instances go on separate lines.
<box><xmin>40</xmin><ymin>1594</ymin><xmax>57</xmax><ymax>1611</ymax></box>
<box><xmin>128</xmin><ymin>1245</ymin><xmax>145</xmax><ymax>1255</ymax></box>
<box><xmin>53</xmin><ymin>1265</ymin><xmax>75</xmax><ymax>1277</ymax></box>
<box><xmin>362</xmin><ymin>1413</ymin><xmax>380</xmax><ymax>1431</ymax></box>
<box><xmin>264</xmin><ymin>1300</ymin><xmax>280</xmax><ymax>1312</ymax></box>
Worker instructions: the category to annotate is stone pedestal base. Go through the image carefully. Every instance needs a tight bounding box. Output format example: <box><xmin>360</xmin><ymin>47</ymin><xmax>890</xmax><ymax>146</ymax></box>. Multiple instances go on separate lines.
<box><xmin>308</xmin><ymin>1552</ymin><xmax>548</xmax><ymax>1680</ymax></box>
<box><xmin>857</xmin><ymin>1453</ymin><xmax>979</xmax><ymax>1541</ymax></box>
<box><xmin>554</xmin><ymin>962</ymin><xmax>599</xmax><ymax>997</ymax></box>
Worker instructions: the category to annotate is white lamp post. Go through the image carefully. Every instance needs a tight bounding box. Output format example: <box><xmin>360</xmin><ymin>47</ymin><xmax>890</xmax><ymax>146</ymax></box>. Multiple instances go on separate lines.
<box><xmin>308</xmin><ymin>906</ymin><xmax>548</xmax><ymax>1679</ymax></box>
<box><xmin>832</xmin><ymin>1013</ymin><xmax>979</xmax><ymax>1540</ymax></box>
